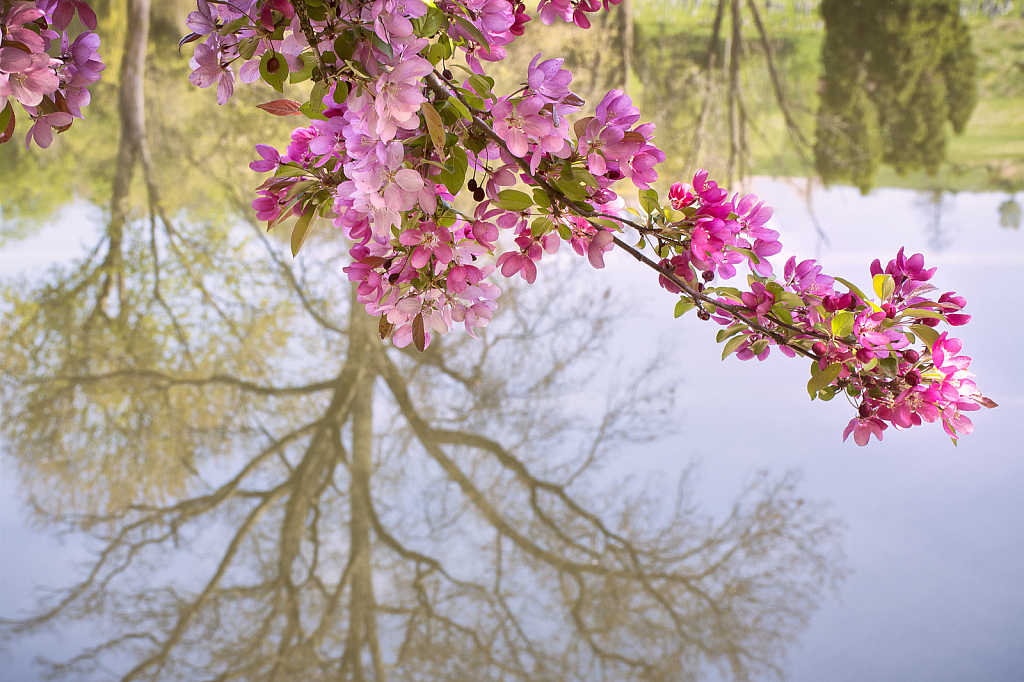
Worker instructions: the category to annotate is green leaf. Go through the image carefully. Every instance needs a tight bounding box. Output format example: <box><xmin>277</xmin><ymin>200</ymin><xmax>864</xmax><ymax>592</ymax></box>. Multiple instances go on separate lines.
<box><xmin>674</xmin><ymin>298</ymin><xmax>696</xmax><ymax>318</ymax></box>
<box><xmin>722</xmin><ymin>334</ymin><xmax>748</xmax><ymax>360</ymax></box>
<box><xmin>807</xmin><ymin>363</ymin><xmax>843</xmax><ymax>398</ymax></box>
<box><xmin>467</xmin><ymin>74</ymin><xmax>495</xmax><ymax>101</ymax></box>
<box><xmin>873</xmin><ymin>273</ymin><xmax>895</xmax><ymax>301</ymax></box>
<box><xmin>909</xmin><ymin>323</ymin><xmax>940</xmax><ymax>350</ymax></box>
<box><xmin>274</xmin><ymin>163</ymin><xmax>310</xmax><ymax>179</ymax></box>
<box><xmin>334</xmin><ymin>33</ymin><xmax>357</xmax><ymax>61</ymax></box>
<box><xmin>834</xmin><ymin>276</ymin><xmax>870</xmax><ymax>303</ymax></box>
<box><xmin>425</xmin><ymin>42</ymin><xmax>448</xmax><ymax>65</ymax></box>
<box><xmin>447</xmin><ymin>96</ymin><xmax>472</xmax><ymax>120</ymax></box>
<box><xmin>713</xmin><ymin>286</ymin><xmax>744</xmax><ymax>304</ymax></box>
<box><xmin>417</xmin><ymin>6</ymin><xmax>444</xmax><ymax>36</ymax></box>
<box><xmin>716</xmin><ymin>323</ymin><xmax>746</xmax><ymax>342</ymax></box>
<box><xmin>437</xmin><ymin>146</ymin><xmax>467</xmax><ymax>195</ymax></box>
<box><xmin>555</xmin><ymin>178</ymin><xmax>588</xmax><ymax>201</ymax></box>
<box><xmin>590</xmin><ymin>218</ymin><xmax>620</xmax><ymax>232</ymax></box>
<box><xmin>238</xmin><ymin>36</ymin><xmax>260</xmax><ymax>60</ymax></box>
<box><xmin>259</xmin><ymin>50</ymin><xmax>287</xmax><ymax>92</ymax></box>
<box><xmin>770</xmin><ymin>303</ymin><xmax>794</xmax><ymax>326</ymax></box>
<box><xmin>456</xmin><ymin>87</ymin><xmax>486</xmax><ymax>110</ymax></box>
<box><xmin>291</xmin><ymin>209</ymin><xmax>316</xmax><ymax>257</ymax></box>
<box><xmin>0</xmin><ymin>101</ymin><xmax>13</xmax><ymax>143</ymax></box>
<box><xmin>731</xmin><ymin>246</ymin><xmax>760</xmax><ymax>264</ymax></box>
<box><xmin>453</xmin><ymin>15</ymin><xmax>491</xmax><ymax>54</ymax></box>
<box><xmin>638</xmin><ymin>188</ymin><xmax>660</xmax><ymax>215</ymax></box>
<box><xmin>219</xmin><ymin>16</ymin><xmax>248</xmax><ymax>37</ymax></box>
<box><xmin>777</xmin><ymin>291</ymin><xmax>806</xmax><ymax>307</ymax></box>
<box><xmin>421</xmin><ymin>102</ymin><xmax>445</xmax><ymax>155</ymax></box>
<box><xmin>371</xmin><ymin>32</ymin><xmax>394</xmax><ymax>60</ymax></box>
<box><xmin>332</xmin><ymin>81</ymin><xmax>349</xmax><ymax>104</ymax></box>
<box><xmin>532</xmin><ymin>188</ymin><xmax>551</xmax><ymax>208</ymax></box>
<box><xmin>575</xmin><ymin>169</ymin><xmax>599</xmax><ymax>188</ymax></box>
<box><xmin>495</xmin><ymin>189</ymin><xmax>533</xmax><ymax>212</ymax></box>
<box><xmin>900</xmin><ymin>308</ymin><xmax>944</xmax><ymax>320</ymax></box>
<box><xmin>531</xmin><ymin>217</ymin><xmax>554</xmax><ymax>237</ymax></box>
<box><xmin>289</xmin><ymin>53</ymin><xmax>316</xmax><ymax>84</ymax></box>
<box><xmin>831</xmin><ymin>311</ymin><xmax>856</xmax><ymax>337</ymax></box>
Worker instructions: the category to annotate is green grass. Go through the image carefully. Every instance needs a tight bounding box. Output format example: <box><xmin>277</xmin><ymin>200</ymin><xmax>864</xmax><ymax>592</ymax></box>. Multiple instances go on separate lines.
<box><xmin>628</xmin><ymin>1</ymin><xmax>1024</xmax><ymax>191</ymax></box>
<box><xmin>949</xmin><ymin>97</ymin><xmax>1024</xmax><ymax>162</ymax></box>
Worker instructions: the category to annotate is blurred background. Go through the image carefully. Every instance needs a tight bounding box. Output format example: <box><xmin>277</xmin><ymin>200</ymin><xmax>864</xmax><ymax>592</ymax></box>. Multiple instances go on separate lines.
<box><xmin>2</xmin><ymin>1</ymin><xmax>1022</xmax><ymax>681</ymax></box>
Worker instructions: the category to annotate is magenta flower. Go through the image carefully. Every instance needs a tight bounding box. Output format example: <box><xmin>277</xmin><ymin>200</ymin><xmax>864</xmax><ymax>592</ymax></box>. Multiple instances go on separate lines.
<box><xmin>40</xmin><ymin>0</ymin><xmax>97</xmax><ymax>32</ymax></box>
<box><xmin>891</xmin><ymin>384</ymin><xmax>942</xmax><ymax>428</ymax></box>
<box><xmin>3</xmin><ymin>53</ymin><xmax>59</xmax><ymax>107</ymax></box>
<box><xmin>492</xmin><ymin>96</ymin><xmax>551</xmax><ymax>158</ymax></box>
<box><xmin>186</xmin><ymin>0</ymin><xmax>218</xmax><ymax>36</ymax></box>
<box><xmin>189</xmin><ymin>40</ymin><xmax>234</xmax><ymax>105</ymax></box>
<box><xmin>400</xmin><ymin>222</ymin><xmax>456</xmax><ymax>269</ymax></box>
<box><xmin>25</xmin><ymin>110</ymin><xmax>72</xmax><ymax>149</ymax></box>
<box><xmin>741</xmin><ymin>281</ymin><xmax>776</xmax><ymax>319</ymax></box>
<box><xmin>249</xmin><ymin>144</ymin><xmax>281</xmax><ymax>172</ymax></box>
<box><xmin>527</xmin><ymin>53</ymin><xmax>572</xmax><ymax>103</ymax></box>
<box><xmin>372</xmin><ymin>56</ymin><xmax>431</xmax><ymax>141</ymax></box>
<box><xmin>669</xmin><ymin>182</ymin><xmax>696</xmax><ymax>209</ymax></box>
<box><xmin>783</xmin><ymin>257</ymin><xmax>835</xmax><ymax>297</ymax></box>
<box><xmin>843</xmin><ymin>415</ymin><xmax>887</xmax><ymax>446</ymax></box>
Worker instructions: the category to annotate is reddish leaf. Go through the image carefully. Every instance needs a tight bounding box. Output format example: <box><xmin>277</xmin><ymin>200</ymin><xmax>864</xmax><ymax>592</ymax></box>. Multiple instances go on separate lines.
<box><xmin>178</xmin><ymin>32</ymin><xmax>202</xmax><ymax>52</ymax></box>
<box><xmin>0</xmin><ymin>102</ymin><xmax>15</xmax><ymax>145</ymax></box>
<box><xmin>979</xmin><ymin>396</ymin><xmax>999</xmax><ymax>409</ymax></box>
<box><xmin>573</xmin><ymin>116</ymin><xmax>594</xmax><ymax>139</ymax></box>
<box><xmin>256</xmin><ymin>99</ymin><xmax>303</xmax><ymax>116</ymax></box>
<box><xmin>412</xmin><ymin>314</ymin><xmax>426</xmax><ymax>352</ymax></box>
<box><xmin>378</xmin><ymin>316</ymin><xmax>395</xmax><ymax>341</ymax></box>
<box><xmin>54</xmin><ymin>91</ymin><xmax>72</xmax><ymax>115</ymax></box>
<box><xmin>563</xmin><ymin>92</ymin><xmax>585</xmax><ymax>108</ymax></box>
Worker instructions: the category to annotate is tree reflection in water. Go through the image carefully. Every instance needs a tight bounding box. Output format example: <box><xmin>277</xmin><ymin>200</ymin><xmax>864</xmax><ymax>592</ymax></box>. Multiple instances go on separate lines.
<box><xmin>2</xmin><ymin>2</ymin><xmax>846</xmax><ymax>680</ymax></box>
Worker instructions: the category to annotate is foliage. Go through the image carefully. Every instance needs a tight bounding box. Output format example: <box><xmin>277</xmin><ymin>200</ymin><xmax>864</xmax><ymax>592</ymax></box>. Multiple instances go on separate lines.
<box><xmin>814</xmin><ymin>0</ymin><xmax>978</xmax><ymax>193</ymax></box>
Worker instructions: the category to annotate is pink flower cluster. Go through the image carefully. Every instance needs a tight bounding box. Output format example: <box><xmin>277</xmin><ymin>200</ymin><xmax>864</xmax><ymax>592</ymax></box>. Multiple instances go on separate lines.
<box><xmin>194</xmin><ymin>0</ymin><xmax>992</xmax><ymax>443</ymax></box>
<box><xmin>655</xmin><ymin>190</ymin><xmax>991</xmax><ymax>445</ymax></box>
<box><xmin>0</xmin><ymin>0</ymin><xmax>103</xmax><ymax>148</ymax></box>
<box><xmin>537</xmin><ymin>0</ymin><xmax>623</xmax><ymax>29</ymax></box>
<box><xmin>658</xmin><ymin>168</ymin><xmax>783</xmax><ymax>286</ymax></box>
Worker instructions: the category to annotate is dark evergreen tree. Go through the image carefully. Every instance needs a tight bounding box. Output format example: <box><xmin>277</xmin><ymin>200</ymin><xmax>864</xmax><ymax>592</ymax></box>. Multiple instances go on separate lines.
<box><xmin>814</xmin><ymin>0</ymin><xmax>978</xmax><ymax>193</ymax></box>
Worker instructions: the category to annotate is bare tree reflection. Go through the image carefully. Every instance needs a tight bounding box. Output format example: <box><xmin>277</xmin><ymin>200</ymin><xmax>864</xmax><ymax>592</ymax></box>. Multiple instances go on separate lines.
<box><xmin>2</xmin><ymin>4</ymin><xmax>846</xmax><ymax>681</ymax></box>
<box><xmin>4</xmin><ymin>226</ymin><xmax>846</xmax><ymax>682</ymax></box>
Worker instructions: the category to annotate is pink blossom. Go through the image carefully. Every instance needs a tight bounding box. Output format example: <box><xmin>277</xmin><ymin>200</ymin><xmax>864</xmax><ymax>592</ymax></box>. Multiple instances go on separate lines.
<box><xmin>843</xmin><ymin>415</ymin><xmax>887</xmax><ymax>446</ymax></box>
<box><xmin>25</xmin><ymin>110</ymin><xmax>72</xmax><ymax>149</ymax></box>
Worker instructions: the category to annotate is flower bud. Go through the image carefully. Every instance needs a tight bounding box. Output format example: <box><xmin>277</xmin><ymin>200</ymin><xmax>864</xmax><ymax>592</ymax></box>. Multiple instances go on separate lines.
<box><xmin>812</xmin><ymin>342</ymin><xmax>827</xmax><ymax>356</ymax></box>
<box><xmin>902</xmin><ymin>349</ymin><xmax>920</xmax><ymax>364</ymax></box>
<box><xmin>858</xmin><ymin>403</ymin><xmax>871</xmax><ymax>418</ymax></box>
<box><xmin>905</xmin><ymin>369</ymin><xmax>921</xmax><ymax>387</ymax></box>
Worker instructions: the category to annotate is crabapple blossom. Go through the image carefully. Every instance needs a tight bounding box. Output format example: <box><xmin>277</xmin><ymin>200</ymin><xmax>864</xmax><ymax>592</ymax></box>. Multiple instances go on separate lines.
<box><xmin>10</xmin><ymin>0</ymin><xmax>984</xmax><ymax>446</ymax></box>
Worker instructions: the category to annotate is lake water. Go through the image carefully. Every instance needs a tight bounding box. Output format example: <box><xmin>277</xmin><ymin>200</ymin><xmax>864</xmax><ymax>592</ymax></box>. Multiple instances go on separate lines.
<box><xmin>3</xmin><ymin>179</ymin><xmax>1022</xmax><ymax>681</ymax></box>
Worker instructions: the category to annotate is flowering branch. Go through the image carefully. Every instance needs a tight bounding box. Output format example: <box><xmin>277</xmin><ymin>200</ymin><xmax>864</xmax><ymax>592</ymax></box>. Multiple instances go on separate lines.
<box><xmin>10</xmin><ymin>0</ymin><xmax>997</xmax><ymax>446</ymax></box>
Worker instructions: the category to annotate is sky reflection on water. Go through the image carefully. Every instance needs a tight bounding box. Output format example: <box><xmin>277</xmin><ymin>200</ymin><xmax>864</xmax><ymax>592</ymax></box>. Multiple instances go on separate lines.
<box><xmin>3</xmin><ymin>180</ymin><xmax>1022</xmax><ymax>681</ymax></box>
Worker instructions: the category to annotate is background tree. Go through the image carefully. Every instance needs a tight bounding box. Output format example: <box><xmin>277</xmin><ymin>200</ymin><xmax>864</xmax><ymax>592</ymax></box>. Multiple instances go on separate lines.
<box><xmin>814</xmin><ymin>0</ymin><xmax>978</xmax><ymax>193</ymax></box>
